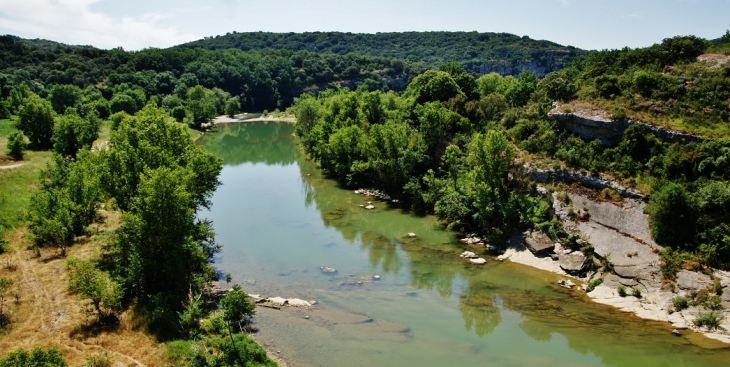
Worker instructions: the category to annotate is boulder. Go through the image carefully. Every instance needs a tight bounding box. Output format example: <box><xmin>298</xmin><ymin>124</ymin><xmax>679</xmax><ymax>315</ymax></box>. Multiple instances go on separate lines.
<box><xmin>470</xmin><ymin>258</ymin><xmax>487</xmax><ymax>265</ymax></box>
<box><xmin>460</xmin><ymin>251</ymin><xmax>477</xmax><ymax>259</ymax></box>
<box><xmin>407</xmin><ymin>232</ymin><xmax>417</xmax><ymax>238</ymax></box>
<box><xmin>676</xmin><ymin>270</ymin><xmax>712</xmax><ymax>292</ymax></box>
<box><xmin>365</xmin><ymin>205</ymin><xmax>375</xmax><ymax>210</ymax></box>
<box><xmin>524</xmin><ymin>231</ymin><xmax>555</xmax><ymax>255</ymax></box>
<box><xmin>559</xmin><ymin>251</ymin><xmax>586</xmax><ymax>273</ymax></box>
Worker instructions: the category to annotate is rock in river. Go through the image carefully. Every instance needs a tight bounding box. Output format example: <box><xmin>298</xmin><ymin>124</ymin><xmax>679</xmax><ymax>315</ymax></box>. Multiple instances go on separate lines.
<box><xmin>460</xmin><ymin>251</ymin><xmax>477</xmax><ymax>259</ymax></box>
<box><xmin>559</xmin><ymin>251</ymin><xmax>586</xmax><ymax>274</ymax></box>
<box><xmin>320</xmin><ymin>266</ymin><xmax>337</xmax><ymax>274</ymax></box>
<box><xmin>469</xmin><ymin>258</ymin><xmax>487</xmax><ymax>265</ymax></box>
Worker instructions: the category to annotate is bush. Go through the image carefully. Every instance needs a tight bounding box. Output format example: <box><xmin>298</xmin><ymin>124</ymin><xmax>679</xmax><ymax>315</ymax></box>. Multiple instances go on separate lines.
<box><xmin>84</xmin><ymin>352</ymin><xmax>111</xmax><ymax>367</ymax></box>
<box><xmin>6</xmin><ymin>130</ymin><xmax>25</xmax><ymax>158</ymax></box>
<box><xmin>617</xmin><ymin>285</ymin><xmax>627</xmax><ymax>297</ymax></box>
<box><xmin>587</xmin><ymin>278</ymin><xmax>603</xmax><ymax>292</ymax></box>
<box><xmin>632</xmin><ymin>288</ymin><xmax>643</xmax><ymax>299</ymax></box>
<box><xmin>0</xmin><ymin>348</ymin><xmax>66</xmax><ymax>366</ymax></box>
<box><xmin>693</xmin><ymin>311</ymin><xmax>722</xmax><ymax>330</ymax></box>
<box><xmin>672</xmin><ymin>296</ymin><xmax>689</xmax><ymax>311</ymax></box>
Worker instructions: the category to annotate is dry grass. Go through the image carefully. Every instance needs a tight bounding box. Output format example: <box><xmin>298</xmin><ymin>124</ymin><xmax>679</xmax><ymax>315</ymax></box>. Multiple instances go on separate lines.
<box><xmin>0</xmin><ymin>209</ymin><xmax>166</xmax><ymax>367</ymax></box>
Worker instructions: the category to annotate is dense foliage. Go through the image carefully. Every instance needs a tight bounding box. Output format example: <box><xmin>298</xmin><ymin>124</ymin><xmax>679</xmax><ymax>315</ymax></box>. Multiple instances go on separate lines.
<box><xmin>180</xmin><ymin>31</ymin><xmax>588</xmax><ymax>76</ymax></box>
<box><xmin>0</xmin><ymin>348</ymin><xmax>66</xmax><ymax>367</ymax></box>
<box><xmin>0</xmin><ymin>35</ymin><xmax>425</xmax><ymax>117</ymax></box>
<box><xmin>293</xmin><ymin>63</ymin><xmax>549</xmax><ymax>240</ymax></box>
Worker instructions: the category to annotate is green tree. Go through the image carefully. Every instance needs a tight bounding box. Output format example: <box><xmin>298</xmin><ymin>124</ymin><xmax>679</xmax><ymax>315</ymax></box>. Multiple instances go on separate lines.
<box><xmin>109</xmin><ymin>94</ymin><xmax>138</xmax><ymax>115</ymax></box>
<box><xmin>49</xmin><ymin>84</ymin><xmax>82</xmax><ymax>114</ymax></box>
<box><xmin>16</xmin><ymin>94</ymin><xmax>55</xmax><ymax>148</ymax></box>
<box><xmin>52</xmin><ymin>108</ymin><xmax>100</xmax><ymax>158</ymax></box>
<box><xmin>113</xmin><ymin>166</ymin><xmax>219</xmax><ymax>304</ymax></box>
<box><xmin>225</xmin><ymin>97</ymin><xmax>241</xmax><ymax>118</ymax></box>
<box><xmin>220</xmin><ymin>284</ymin><xmax>256</xmax><ymax>366</ymax></box>
<box><xmin>66</xmin><ymin>259</ymin><xmax>123</xmax><ymax>320</ymax></box>
<box><xmin>186</xmin><ymin>85</ymin><xmax>218</xmax><ymax>129</ymax></box>
<box><xmin>439</xmin><ymin>62</ymin><xmax>478</xmax><ymax>100</ymax></box>
<box><xmin>476</xmin><ymin>73</ymin><xmax>504</xmax><ymax>97</ymax></box>
<box><xmin>645</xmin><ymin>182</ymin><xmax>697</xmax><ymax>249</ymax></box>
<box><xmin>6</xmin><ymin>130</ymin><xmax>25</xmax><ymax>159</ymax></box>
<box><xmin>406</xmin><ymin>70</ymin><xmax>464</xmax><ymax>105</ymax></box>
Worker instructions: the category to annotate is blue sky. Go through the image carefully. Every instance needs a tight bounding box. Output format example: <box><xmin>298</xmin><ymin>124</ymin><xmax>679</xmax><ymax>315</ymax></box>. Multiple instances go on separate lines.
<box><xmin>0</xmin><ymin>0</ymin><xmax>727</xmax><ymax>51</ymax></box>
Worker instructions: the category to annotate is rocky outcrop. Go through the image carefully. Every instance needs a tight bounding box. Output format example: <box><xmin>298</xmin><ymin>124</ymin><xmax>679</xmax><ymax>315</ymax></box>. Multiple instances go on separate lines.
<box><xmin>558</xmin><ymin>250</ymin><xmax>586</xmax><ymax>274</ymax></box>
<box><xmin>524</xmin><ymin>163</ymin><xmax>643</xmax><ymax>199</ymax></box>
<box><xmin>548</xmin><ymin>105</ymin><xmax>702</xmax><ymax>146</ymax></box>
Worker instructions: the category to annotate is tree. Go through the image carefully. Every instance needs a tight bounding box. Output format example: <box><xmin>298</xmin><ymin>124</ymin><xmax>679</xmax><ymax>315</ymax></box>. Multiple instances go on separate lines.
<box><xmin>220</xmin><ymin>284</ymin><xmax>256</xmax><ymax>366</ymax></box>
<box><xmin>0</xmin><ymin>100</ymin><xmax>9</xmax><ymax>119</ymax></box>
<box><xmin>101</xmin><ymin>105</ymin><xmax>222</xmax><ymax>212</ymax></box>
<box><xmin>439</xmin><ymin>62</ymin><xmax>478</xmax><ymax>100</ymax></box>
<box><xmin>6</xmin><ymin>130</ymin><xmax>25</xmax><ymax>159</ymax></box>
<box><xmin>225</xmin><ymin>97</ymin><xmax>241</xmax><ymax>118</ymax></box>
<box><xmin>406</xmin><ymin>70</ymin><xmax>464</xmax><ymax>105</ymax></box>
<box><xmin>49</xmin><ymin>84</ymin><xmax>82</xmax><ymax>114</ymax></box>
<box><xmin>109</xmin><ymin>94</ymin><xmax>138</xmax><ymax>115</ymax></box>
<box><xmin>52</xmin><ymin>108</ymin><xmax>100</xmax><ymax>158</ymax></box>
<box><xmin>645</xmin><ymin>182</ymin><xmax>697</xmax><ymax>249</ymax></box>
<box><xmin>66</xmin><ymin>259</ymin><xmax>123</xmax><ymax>320</ymax></box>
<box><xmin>113</xmin><ymin>166</ymin><xmax>219</xmax><ymax>304</ymax></box>
<box><xmin>477</xmin><ymin>73</ymin><xmax>504</xmax><ymax>97</ymax></box>
<box><xmin>186</xmin><ymin>85</ymin><xmax>218</xmax><ymax>128</ymax></box>
<box><xmin>16</xmin><ymin>94</ymin><xmax>55</xmax><ymax>148</ymax></box>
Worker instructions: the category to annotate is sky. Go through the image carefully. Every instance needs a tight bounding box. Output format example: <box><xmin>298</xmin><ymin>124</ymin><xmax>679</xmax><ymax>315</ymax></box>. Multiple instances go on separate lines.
<box><xmin>0</xmin><ymin>0</ymin><xmax>727</xmax><ymax>51</ymax></box>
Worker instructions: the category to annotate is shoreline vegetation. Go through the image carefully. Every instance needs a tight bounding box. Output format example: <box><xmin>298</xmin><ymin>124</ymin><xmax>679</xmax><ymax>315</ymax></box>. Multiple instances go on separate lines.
<box><xmin>1</xmin><ymin>29</ymin><xmax>729</xmax><ymax>365</ymax></box>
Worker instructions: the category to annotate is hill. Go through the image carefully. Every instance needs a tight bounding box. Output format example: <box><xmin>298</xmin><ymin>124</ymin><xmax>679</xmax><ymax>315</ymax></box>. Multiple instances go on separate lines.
<box><xmin>178</xmin><ymin>31</ymin><xmax>589</xmax><ymax>77</ymax></box>
<box><xmin>3</xmin><ymin>34</ymin><xmax>94</xmax><ymax>51</ymax></box>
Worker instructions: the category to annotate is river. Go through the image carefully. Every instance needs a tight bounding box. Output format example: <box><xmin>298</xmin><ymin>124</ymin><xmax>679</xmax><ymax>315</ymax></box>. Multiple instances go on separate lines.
<box><xmin>198</xmin><ymin>121</ymin><xmax>729</xmax><ymax>367</ymax></box>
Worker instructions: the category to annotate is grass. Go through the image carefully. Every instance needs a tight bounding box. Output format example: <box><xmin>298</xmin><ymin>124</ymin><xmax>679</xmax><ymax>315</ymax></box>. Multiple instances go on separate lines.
<box><xmin>617</xmin><ymin>285</ymin><xmax>627</xmax><ymax>297</ymax></box>
<box><xmin>0</xmin><ymin>118</ymin><xmax>52</xmax><ymax>232</ymax></box>
<box><xmin>0</xmin><ymin>209</ymin><xmax>166</xmax><ymax>366</ymax></box>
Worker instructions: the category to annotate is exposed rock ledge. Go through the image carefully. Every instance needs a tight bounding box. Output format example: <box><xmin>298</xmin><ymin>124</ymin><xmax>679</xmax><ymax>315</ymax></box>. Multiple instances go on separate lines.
<box><xmin>495</xmin><ymin>189</ymin><xmax>730</xmax><ymax>344</ymax></box>
<box><xmin>524</xmin><ymin>162</ymin><xmax>643</xmax><ymax>199</ymax></box>
<box><xmin>548</xmin><ymin>103</ymin><xmax>702</xmax><ymax>146</ymax></box>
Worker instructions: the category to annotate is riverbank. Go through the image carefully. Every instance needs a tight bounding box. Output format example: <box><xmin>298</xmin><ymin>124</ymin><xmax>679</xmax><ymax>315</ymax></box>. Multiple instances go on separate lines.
<box><xmin>496</xmin><ymin>187</ymin><xmax>730</xmax><ymax>345</ymax></box>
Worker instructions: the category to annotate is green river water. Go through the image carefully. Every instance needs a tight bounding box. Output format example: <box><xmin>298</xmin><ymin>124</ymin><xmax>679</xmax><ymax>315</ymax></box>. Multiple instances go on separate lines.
<box><xmin>198</xmin><ymin>121</ymin><xmax>730</xmax><ymax>367</ymax></box>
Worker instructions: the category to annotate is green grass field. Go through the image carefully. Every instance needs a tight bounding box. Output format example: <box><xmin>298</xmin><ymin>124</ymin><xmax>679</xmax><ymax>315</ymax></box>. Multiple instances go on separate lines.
<box><xmin>0</xmin><ymin>117</ymin><xmax>52</xmax><ymax>232</ymax></box>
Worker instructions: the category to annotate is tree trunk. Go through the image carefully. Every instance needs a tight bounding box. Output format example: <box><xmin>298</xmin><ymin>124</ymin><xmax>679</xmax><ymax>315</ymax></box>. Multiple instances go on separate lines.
<box><xmin>227</xmin><ymin>321</ymin><xmax>245</xmax><ymax>366</ymax></box>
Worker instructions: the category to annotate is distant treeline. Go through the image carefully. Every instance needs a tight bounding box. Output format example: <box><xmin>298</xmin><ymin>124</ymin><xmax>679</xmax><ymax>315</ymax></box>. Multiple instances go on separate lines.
<box><xmin>178</xmin><ymin>31</ymin><xmax>589</xmax><ymax>76</ymax></box>
<box><xmin>0</xmin><ymin>35</ymin><xmax>425</xmax><ymax>113</ymax></box>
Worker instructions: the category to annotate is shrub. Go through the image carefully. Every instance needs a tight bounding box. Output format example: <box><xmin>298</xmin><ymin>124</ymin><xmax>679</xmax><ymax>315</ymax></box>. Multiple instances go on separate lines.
<box><xmin>0</xmin><ymin>348</ymin><xmax>66</xmax><ymax>366</ymax></box>
<box><xmin>693</xmin><ymin>312</ymin><xmax>722</xmax><ymax>330</ymax></box>
<box><xmin>6</xmin><ymin>130</ymin><xmax>25</xmax><ymax>158</ymax></box>
<box><xmin>632</xmin><ymin>288</ymin><xmax>643</xmax><ymax>299</ymax></box>
<box><xmin>672</xmin><ymin>296</ymin><xmax>689</xmax><ymax>311</ymax></box>
<box><xmin>617</xmin><ymin>285</ymin><xmax>627</xmax><ymax>297</ymax></box>
<box><xmin>587</xmin><ymin>278</ymin><xmax>603</xmax><ymax>292</ymax></box>
<box><xmin>84</xmin><ymin>352</ymin><xmax>111</xmax><ymax>367</ymax></box>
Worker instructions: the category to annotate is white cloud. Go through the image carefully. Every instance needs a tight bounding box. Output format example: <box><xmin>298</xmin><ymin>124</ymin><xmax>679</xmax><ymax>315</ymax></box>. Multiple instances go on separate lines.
<box><xmin>0</xmin><ymin>0</ymin><xmax>199</xmax><ymax>49</ymax></box>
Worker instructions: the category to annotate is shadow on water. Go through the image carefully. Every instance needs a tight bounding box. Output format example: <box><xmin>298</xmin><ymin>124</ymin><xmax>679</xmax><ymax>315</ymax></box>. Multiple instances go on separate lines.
<box><xmin>199</xmin><ymin>121</ymin><xmax>730</xmax><ymax>367</ymax></box>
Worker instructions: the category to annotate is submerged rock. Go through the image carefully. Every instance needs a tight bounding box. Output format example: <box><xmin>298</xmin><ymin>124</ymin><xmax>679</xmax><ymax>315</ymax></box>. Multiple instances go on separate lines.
<box><xmin>320</xmin><ymin>266</ymin><xmax>337</xmax><ymax>274</ymax></box>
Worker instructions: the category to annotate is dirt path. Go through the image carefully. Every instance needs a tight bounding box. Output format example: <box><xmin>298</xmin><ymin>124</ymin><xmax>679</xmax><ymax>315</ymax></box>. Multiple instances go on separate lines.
<box><xmin>0</xmin><ymin>231</ymin><xmax>164</xmax><ymax>366</ymax></box>
<box><xmin>0</xmin><ymin>162</ymin><xmax>26</xmax><ymax>169</ymax></box>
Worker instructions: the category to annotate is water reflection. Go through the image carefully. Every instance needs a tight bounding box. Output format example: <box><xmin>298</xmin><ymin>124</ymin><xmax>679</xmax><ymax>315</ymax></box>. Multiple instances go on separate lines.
<box><xmin>199</xmin><ymin>121</ymin><xmax>730</xmax><ymax>367</ymax></box>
